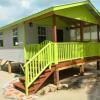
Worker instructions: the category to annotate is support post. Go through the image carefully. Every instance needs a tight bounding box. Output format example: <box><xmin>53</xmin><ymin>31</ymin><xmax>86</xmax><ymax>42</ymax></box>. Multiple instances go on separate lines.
<box><xmin>52</xmin><ymin>14</ymin><xmax>58</xmax><ymax>64</ymax></box>
<box><xmin>7</xmin><ymin>61</ymin><xmax>12</xmax><ymax>73</ymax></box>
<box><xmin>52</xmin><ymin>14</ymin><xmax>57</xmax><ymax>42</ymax></box>
<box><xmin>54</xmin><ymin>65</ymin><xmax>59</xmax><ymax>85</ymax></box>
<box><xmin>97</xmin><ymin>61</ymin><xmax>100</xmax><ymax>70</ymax></box>
<box><xmin>97</xmin><ymin>25</ymin><xmax>100</xmax><ymax>42</ymax></box>
<box><xmin>96</xmin><ymin>25</ymin><xmax>100</xmax><ymax>70</ymax></box>
<box><xmin>52</xmin><ymin>15</ymin><xmax>59</xmax><ymax>85</ymax></box>
<box><xmin>80</xmin><ymin>22</ymin><xmax>84</xmax><ymax>42</ymax></box>
<box><xmin>0</xmin><ymin>60</ymin><xmax>2</xmax><ymax>70</ymax></box>
<box><xmin>80</xmin><ymin>65</ymin><xmax>84</xmax><ymax>76</ymax></box>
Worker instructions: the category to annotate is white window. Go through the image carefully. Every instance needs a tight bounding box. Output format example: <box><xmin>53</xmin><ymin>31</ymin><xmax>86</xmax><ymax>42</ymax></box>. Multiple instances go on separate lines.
<box><xmin>38</xmin><ymin>26</ymin><xmax>46</xmax><ymax>43</ymax></box>
<box><xmin>83</xmin><ymin>26</ymin><xmax>91</xmax><ymax>41</ymax></box>
<box><xmin>12</xmin><ymin>28</ymin><xmax>19</xmax><ymax>46</ymax></box>
<box><xmin>91</xmin><ymin>25</ymin><xmax>97</xmax><ymax>41</ymax></box>
<box><xmin>70</xmin><ymin>28</ymin><xmax>80</xmax><ymax>41</ymax></box>
<box><xmin>0</xmin><ymin>32</ymin><xmax>3</xmax><ymax>47</ymax></box>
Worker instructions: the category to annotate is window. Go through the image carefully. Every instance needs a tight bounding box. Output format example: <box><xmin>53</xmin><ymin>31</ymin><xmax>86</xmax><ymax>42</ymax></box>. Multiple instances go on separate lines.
<box><xmin>83</xmin><ymin>26</ymin><xmax>97</xmax><ymax>41</ymax></box>
<box><xmin>91</xmin><ymin>25</ymin><xmax>97</xmax><ymax>41</ymax></box>
<box><xmin>38</xmin><ymin>26</ymin><xmax>46</xmax><ymax>43</ymax></box>
<box><xmin>83</xmin><ymin>26</ymin><xmax>91</xmax><ymax>41</ymax></box>
<box><xmin>0</xmin><ymin>32</ymin><xmax>3</xmax><ymax>47</ymax></box>
<box><xmin>70</xmin><ymin>28</ymin><xmax>80</xmax><ymax>41</ymax></box>
<box><xmin>12</xmin><ymin>28</ymin><xmax>19</xmax><ymax>46</ymax></box>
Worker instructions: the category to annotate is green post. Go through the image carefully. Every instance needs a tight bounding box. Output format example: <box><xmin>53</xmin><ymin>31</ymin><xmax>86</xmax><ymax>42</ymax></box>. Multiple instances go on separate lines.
<box><xmin>49</xmin><ymin>43</ymin><xmax>52</xmax><ymax>69</ymax></box>
<box><xmin>25</xmin><ymin>65</ymin><xmax>29</xmax><ymax>96</ymax></box>
<box><xmin>54</xmin><ymin>43</ymin><xmax>58</xmax><ymax>64</ymax></box>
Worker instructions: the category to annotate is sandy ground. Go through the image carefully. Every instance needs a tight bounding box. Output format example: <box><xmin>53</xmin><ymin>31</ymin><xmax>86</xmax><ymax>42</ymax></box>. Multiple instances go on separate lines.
<box><xmin>0</xmin><ymin>62</ymin><xmax>100</xmax><ymax>100</ymax></box>
<box><xmin>0</xmin><ymin>71</ymin><xmax>15</xmax><ymax>100</ymax></box>
<box><xmin>36</xmin><ymin>89</ymin><xmax>88</xmax><ymax>100</ymax></box>
<box><xmin>36</xmin><ymin>63</ymin><xmax>100</xmax><ymax>100</ymax></box>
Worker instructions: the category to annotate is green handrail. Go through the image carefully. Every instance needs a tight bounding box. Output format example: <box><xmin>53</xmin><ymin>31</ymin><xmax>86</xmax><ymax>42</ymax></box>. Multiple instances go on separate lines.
<box><xmin>24</xmin><ymin>42</ymin><xmax>52</xmax><ymax>95</ymax></box>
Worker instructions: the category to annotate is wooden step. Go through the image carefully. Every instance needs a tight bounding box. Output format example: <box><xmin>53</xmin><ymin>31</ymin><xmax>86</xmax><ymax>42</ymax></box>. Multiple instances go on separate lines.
<box><xmin>19</xmin><ymin>77</ymin><xmax>25</xmax><ymax>83</ymax></box>
<box><xmin>44</xmin><ymin>69</ymin><xmax>51</xmax><ymax>73</ymax></box>
<box><xmin>14</xmin><ymin>66</ymin><xmax>55</xmax><ymax>95</ymax></box>
<box><xmin>14</xmin><ymin>82</ymin><xmax>25</xmax><ymax>93</ymax></box>
<box><xmin>14</xmin><ymin>82</ymin><xmax>35</xmax><ymax>94</ymax></box>
<box><xmin>39</xmin><ymin>74</ymin><xmax>46</xmax><ymax>78</ymax></box>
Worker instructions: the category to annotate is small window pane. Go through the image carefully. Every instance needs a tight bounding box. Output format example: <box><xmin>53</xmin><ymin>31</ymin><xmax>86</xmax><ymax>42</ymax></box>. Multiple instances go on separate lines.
<box><xmin>0</xmin><ymin>32</ymin><xmax>3</xmax><ymax>47</ymax></box>
<box><xmin>0</xmin><ymin>40</ymin><xmax>3</xmax><ymax>47</ymax></box>
<box><xmin>13</xmin><ymin>37</ymin><xmax>18</xmax><ymax>46</ymax></box>
<box><xmin>38</xmin><ymin>26</ymin><xmax>46</xmax><ymax>43</ymax></box>
<box><xmin>70</xmin><ymin>28</ymin><xmax>80</xmax><ymax>41</ymax></box>
<box><xmin>83</xmin><ymin>27</ymin><xmax>91</xmax><ymax>41</ymax></box>
<box><xmin>12</xmin><ymin>28</ymin><xmax>19</xmax><ymax>46</ymax></box>
<box><xmin>91</xmin><ymin>26</ymin><xmax>97</xmax><ymax>41</ymax></box>
<box><xmin>38</xmin><ymin>36</ymin><xmax>46</xmax><ymax>43</ymax></box>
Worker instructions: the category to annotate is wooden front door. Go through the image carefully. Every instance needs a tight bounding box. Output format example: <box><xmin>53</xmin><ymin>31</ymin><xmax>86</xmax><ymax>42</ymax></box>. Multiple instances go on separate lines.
<box><xmin>57</xmin><ymin>29</ymin><xmax>63</xmax><ymax>42</ymax></box>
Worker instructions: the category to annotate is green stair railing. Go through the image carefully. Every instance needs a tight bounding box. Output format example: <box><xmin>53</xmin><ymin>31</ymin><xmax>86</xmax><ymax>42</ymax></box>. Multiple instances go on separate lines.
<box><xmin>24</xmin><ymin>41</ymin><xmax>100</xmax><ymax>95</ymax></box>
<box><xmin>24</xmin><ymin>42</ymin><xmax>52</xmax><ymax>95</ymax></box>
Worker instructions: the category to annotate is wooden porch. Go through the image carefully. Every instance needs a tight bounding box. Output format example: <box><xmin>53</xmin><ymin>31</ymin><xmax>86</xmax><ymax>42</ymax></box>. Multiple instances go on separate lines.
<box><xmin>14</xmin><ymin>41</ymin><xmax>100</xmax><ymax>95</ymax></box>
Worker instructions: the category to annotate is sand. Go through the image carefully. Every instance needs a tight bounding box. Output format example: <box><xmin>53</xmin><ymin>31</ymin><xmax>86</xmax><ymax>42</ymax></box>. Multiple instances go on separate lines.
<box><xmin>0</xmin><ymin>62</ymin><xmax>100</xmax><ymax>100</ymax></box>
<box><xmin>36</xmin><ymin>63</ymin><xmax>100</xmax><ymax>100</ymax></box>
<box><xmin>0</xmin><ymin>71</ymin><xmax>15</xmax><ymax>100</ymax></box>
<box><xmin>36</xmin><ymin>89</ymin><xmax>88</xmax><ymax>100</ymax></box>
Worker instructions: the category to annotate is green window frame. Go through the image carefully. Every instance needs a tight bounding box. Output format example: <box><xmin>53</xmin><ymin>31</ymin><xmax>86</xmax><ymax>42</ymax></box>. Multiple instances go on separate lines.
<box><xmin>0</xmin><ymin>32</ymin><xmax>3</xmax><ymax>47</ymax></box>
<box><xmin>38</xmin><ymin>26</ymin><xmax>46</xmax><ymax>43</ymax></box>
<box><xmin>12</xmin><ymin>28</ymin><xmax>19</xmax><ymax>46</ymax></box>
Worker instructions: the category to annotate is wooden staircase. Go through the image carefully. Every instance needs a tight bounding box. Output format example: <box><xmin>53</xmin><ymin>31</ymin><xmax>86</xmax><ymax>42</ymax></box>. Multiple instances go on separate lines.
<box><xmin>14</xmin><ymin>66</ymin><xmax>55</xmax><ymax>95</ymax></box>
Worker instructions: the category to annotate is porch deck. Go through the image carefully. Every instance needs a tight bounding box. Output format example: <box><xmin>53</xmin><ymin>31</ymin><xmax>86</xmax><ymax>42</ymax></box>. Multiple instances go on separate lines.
<box><xmin>20</xmin><ymin>41</ymin><xmax>100</xmax><ymax>95</ymax></box>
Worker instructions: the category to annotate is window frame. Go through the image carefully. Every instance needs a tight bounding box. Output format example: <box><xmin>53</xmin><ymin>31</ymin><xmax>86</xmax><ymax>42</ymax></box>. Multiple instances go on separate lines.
<box><xmin>0</xmin><ymin>32</ymin><xmax>4</xmax><ymax>47</ymax></box>
<box><xmin>12</xmin><ymin>28</ymin><xmax>19</xmax><ymax>47</ymax></box>
<box><xmin>38</xmin><ymin>26</ymin><xmax>46</xmax><ymax>43</ymax></box>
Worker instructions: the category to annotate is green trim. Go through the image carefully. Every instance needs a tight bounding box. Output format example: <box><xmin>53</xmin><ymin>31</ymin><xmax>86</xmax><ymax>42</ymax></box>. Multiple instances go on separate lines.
<box><xmin>0</xmin><ymin>0</ymin><xmax>100</xmax><ymax>31</ymax></box>
<box><xmin>53</xmin><ymin>1</ymin><xmax>87</xmax><ymax>11</ymax></box>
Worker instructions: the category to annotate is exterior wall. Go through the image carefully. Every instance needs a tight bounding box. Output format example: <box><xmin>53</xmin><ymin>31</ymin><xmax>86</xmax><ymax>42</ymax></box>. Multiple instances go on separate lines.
<box><xmin>0</xmin><ymin>49</ymin><xmax>24</xmax><ymax>62</ymax></box>
<box><xmin>0</xmin><ymin>20</ymin><xmax>98</xmax><ymax>63</ymax></box>
<box><xmin>25</xmin><ymin>22</ymin><xmax>71</xmax><ymax>44</ymax></box>
<box><xmin>0</xmin><ymin>23</ymin><xmax>25</xmax><ymax>62</ymax></box>
<box><xmin>25</xmin><ymin>22</ymin><xmax>38</xmax><ymax>44</ymax></box>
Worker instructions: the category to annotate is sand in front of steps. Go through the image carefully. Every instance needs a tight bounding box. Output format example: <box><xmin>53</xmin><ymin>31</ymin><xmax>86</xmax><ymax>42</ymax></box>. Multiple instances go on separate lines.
<box><xmin>36</xmin><ymin>62</ymin><xmax>100</xmax><ymax>100</ymax></box>
<box><xmin>0</xmin><ymin>71</ymin><xmax>15</xmax><ymax>100</ymax></box>
<box><xmin>36</xmin><ymin>89</ymin><xmax>88</xmax><ymax>100</ymax></box>
<box><xmin>0</xmin><ymin>62</ymin><xmax>100</xmax><ymax>100</ymax></box>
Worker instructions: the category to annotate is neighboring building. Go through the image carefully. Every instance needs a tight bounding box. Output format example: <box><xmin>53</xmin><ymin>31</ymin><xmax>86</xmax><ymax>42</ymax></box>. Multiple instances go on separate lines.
<box><xmin>0</xmin><ymin>0</ymin><xmax>100</xmax><ymax>63</ymax></box>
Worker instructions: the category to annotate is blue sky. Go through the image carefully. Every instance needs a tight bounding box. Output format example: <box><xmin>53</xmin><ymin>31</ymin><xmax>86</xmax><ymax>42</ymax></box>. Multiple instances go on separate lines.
<box><xmin>0</xmin><ymin>0</ymin><xmax>100</xmax><ymax>27</ymax></box>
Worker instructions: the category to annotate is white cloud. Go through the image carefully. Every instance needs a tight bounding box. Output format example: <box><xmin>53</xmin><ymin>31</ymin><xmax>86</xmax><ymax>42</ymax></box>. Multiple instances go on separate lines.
<box><xmin>20</xmin><ymin>0</ymin><xmax>32</xmax><ymax>9</ymax></box>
